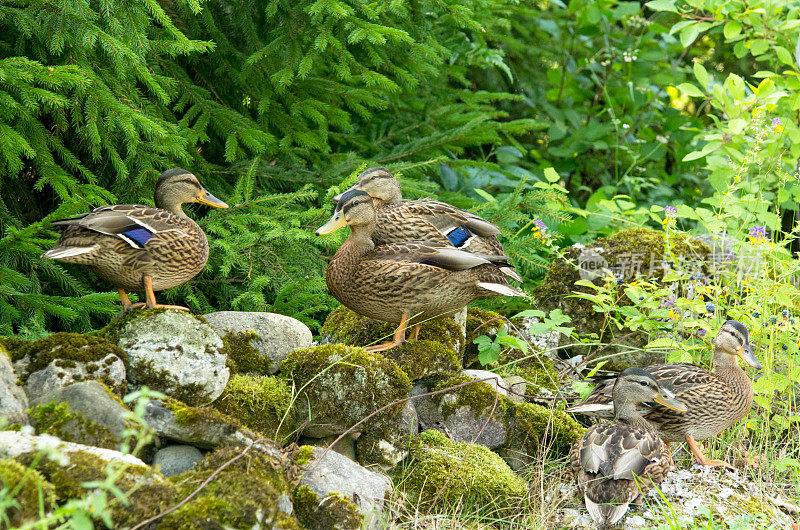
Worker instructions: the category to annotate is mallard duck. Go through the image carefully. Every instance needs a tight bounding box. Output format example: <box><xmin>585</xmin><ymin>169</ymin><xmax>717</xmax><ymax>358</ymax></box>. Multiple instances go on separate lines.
<box><xmin>42</xmin><ymin>168</ymin><xmax>228</xmax><ymax>311</ymax></box>
<box><xmin>570</xmin><ymin>367</ymin><xmax>686</xmax><ymax>527</ymax></box>
<box><xmin>335</xmin><ymin>167</ymin><xmax>519</xmax><ymax>281</ymax></box>
<box><xmin>316</xmin><ymin>188</ymin><xmax>525</xmax><ymax>351</ymax></box>
<box><xmin>567</xmin><ymin>320</ymin><xmax>761</xmax><ymax>468</ymax></box>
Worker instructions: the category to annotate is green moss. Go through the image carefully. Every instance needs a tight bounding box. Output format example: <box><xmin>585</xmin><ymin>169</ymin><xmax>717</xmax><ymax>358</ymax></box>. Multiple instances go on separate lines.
<box><xmin>131</xmin><ymin>358</ymin><xmax>206</xmax><ymax>405</ymax></box>
<box><xmin>464</xmin><ymin>307</ymin><xmax>505</xmax><ymax>367</ymax></box>
<box><xmin>507</xmin><ymin>401</ymin><xmax>585</xmax><ymax>456</ymax></box>
<box><xmin>17</xmin><ymin>450</ymin><xmax>178</xmax><ymax>527</ymax></box>
<box><xmin>402</xmin><ymin>430</ymin><xmax>527</xmax><ymax>511</ymax></box>
<box><xmin>159</xmin><ymin>445</ymin><xmax>302</xmax><ymax>529</ymax></box>
<box><xmin>0</xmin><ymin>459</ymin><xmax>56</xmax><ymax>526</ymax></box>
<box><xmin>322</xmin><ymin>306</ymin><xmax>463</xmax><ymax>354</ymax></box>
<box><xmin>0</xmin><ymin>337</ymin><xmax>27</xmax><ymax>360</ymax></box>
<box><xmin>281</xmin><ymin>344</ymin><xmax>411</xmax><ymax>436</ymax></box>
<box><xmin>213</xmin><ymin>374</ymin><xmax>297</xmax><ymax>442</ymax></box>
<box><xmin>382</xmin><ymin>340</ymin><xmax>460</xmax><ymax>380</ymax></box>
<box><xmin>13</xmin><ymin>332</ymin><xmax>127</xmax><ymax>387</ymax></box>
<box><xmin>292</xmin><ymin>484</ymin><xmax>362</xmax><ymax>530</ymax></box>
<box><xmin>293</xmin><ymin>445</ymin><xmax>315</xmax><ymax>466</ymax></box>
<box><xmin>221</xmin><ymin>330</ymin><xmax>271</xmax><ymax>375</ymax></box>
<box><xmin>29</xmin><ymin>400</ymin><xmax>118</xmax><ymax>449</ymax></box>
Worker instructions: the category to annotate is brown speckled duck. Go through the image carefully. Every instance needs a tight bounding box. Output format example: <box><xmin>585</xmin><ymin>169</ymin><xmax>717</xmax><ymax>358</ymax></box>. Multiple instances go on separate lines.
<box><xmin>570</xmin><ymin>367</ymin><xmax>686</xmax><ymax>528</ymax></box>
<box><xmin>42</xmin><ymin>169</ymin><xmax>228</xmax><ymax>311</ymax></box>
<box><xmin>335</xmin><ymin>167</ymin><xmax>519</xmax><ymax>281</ymax></box>
<box><xmin>316</xmin><ymin>189</ymin><xmax>525</xmax><ymax>351</ymax></box>
<box><xmin>567</xmin><ymin>320</ymin><xmax>761</xmax><ymax>468</ymax></box>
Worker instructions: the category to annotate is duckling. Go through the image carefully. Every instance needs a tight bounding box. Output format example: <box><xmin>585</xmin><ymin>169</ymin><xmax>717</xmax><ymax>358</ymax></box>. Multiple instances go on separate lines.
<box><xmin>570</xmin><ymin>367</ymin><xmax>687</xmax><ymax>527</ymax></box>
<box><xmin>335</xmin><ymin>167</ymin><xmax>519</xmax><ymax>280</ymax></box>
<box><xmin>42</xmin><ymin>169</ymin><xmax>228</xmax><ymax>311</ymax></box>
<box><xmin>316</xmin><ymin>189</ymin><xmax>525</xmax><ymax>351</ymax></box>
<box><xmin>567</xmin><ymin>320</ymin><xmax>761</xmax><ymax>468</ymax></box>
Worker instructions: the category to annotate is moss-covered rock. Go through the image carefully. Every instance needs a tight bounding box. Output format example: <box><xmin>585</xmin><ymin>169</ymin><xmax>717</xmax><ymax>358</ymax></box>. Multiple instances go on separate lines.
<box><xmin>0</xmin><ymin>459</ymin><xmax>56</xmax><ymax>526</ymax></box>
<box><xmin>293</xmin><ymin>484</ymin><xmax>362</xmax><ymax>530</ymax></box>
<box><xmin>532</xmin><ymin>228</ymin><xmax>709</xmax><ymax>366</ymax></box>
<box><xmin>356</xmin><ymin>400</ymin><xmax>418</xmax><ymax>471</ymax></box>
<box><xmin>143</xmin><ymin>396</ymin><xmax>249</xmax><ymax>450</ymax></box>
<box><xmin>402</xmin><ymin>430</ymin><xmax>527</xmax><ymax>512</ymax></box>
<box><xmin>0</xmin><ymin>337</ymin><xmax>27</xmax><ymax>359</ymax></box>
<box><xmin>281</xmin><ymin>344</ymin><xmax>411</xmax><ymax>438</ymax></box>
<box><xmin>322</xmin><ymin>306</ymin><xmax>464</xmax><ymax>354</ymax></box>
<box><xmin>381</xmin><ymin>340</ymin><xmax>460</xmax><ymax>380</ymax></box>
<box><xmin>29</xmin><ymin>400</ymin><xmax>119</xmax><ymax>450</ymax></box>
<box><xmin>16</xmin><ymin>449</ymin><xmax>179</xmax><ymax>528</ymax></box>
<box><xmin>13</xmin><ymin>333</ymin><xmax>127</xmax><ymax>396</ymax></box>
<box><xmin>213</xmin><ymin>374</ymin><xmax>297</xmax><ymax>443</ymax></box>
<box><xmin>159</xmin><ymin>445</ymin><xmax>302</xmax><ymax>529</ymax></box>
<box><xmin>107</xmin><ymin>309</ymin><xmax>229</xmax><ymax>405</ymax></box>
<box><xmin>504</xmin><ymin>354</ymin><xmax>559</xmax><ymax>393</ymax></box>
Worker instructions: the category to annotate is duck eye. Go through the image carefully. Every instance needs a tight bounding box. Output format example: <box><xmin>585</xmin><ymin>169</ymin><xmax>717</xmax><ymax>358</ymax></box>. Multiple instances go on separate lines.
<box><xmin>729</xmin><ymin>331</ymin><xmax>736</xmax><ymax>337</ymax></box>
<box><xmin>639</xmin><ymin>380</ymin><xmax>648</xmax><ymax>386</ymax></box>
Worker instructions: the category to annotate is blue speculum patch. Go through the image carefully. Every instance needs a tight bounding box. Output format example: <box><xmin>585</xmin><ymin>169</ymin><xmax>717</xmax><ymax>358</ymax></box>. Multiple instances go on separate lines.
<box><xmin>122</xmin><ymin>227</ymin><xmax>155</xmax><ymax>247</ymax></box>
<box><xmin>447</xmin><ymin>225</ymin><xmax>471</xmax><ymax>247</ymax></box>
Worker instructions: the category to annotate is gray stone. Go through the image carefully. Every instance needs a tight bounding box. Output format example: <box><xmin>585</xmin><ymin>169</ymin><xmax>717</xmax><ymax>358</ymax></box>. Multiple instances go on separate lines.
<box><xmin>25</xmin><ymin>354</ymin><xmax>125</xmax><ymax>403</ymax></box>
<box><xmin>461</xmin><ymin>369</ymin><xmax>507</xmax><ymax>395</ymax></box>
<box><xmin>0</xmin><ymin>351</ymin><xmax>28</xmax><ymax>425</ymax></box>
<box><xmin>152</xmin><ymin>444</ymin><xmax>204</xmax><ymax>477</ymax></box>
<box><xmin>30</xmin><ymin>381</ymin><xmax>130</xmax><ymax>449</ymax></box>
<box><xmin>0</xmin><ymin>430</ymin><xmax>147</xmax><ymax>468</ymax></box>
<box><xmin>142</xmin><ymin>399</ymin><xmax>255</xmax><ymax>450</ymax></box>
<box><xmin>114</xmin><ymin>310</ymin><xmax>229</xmax><ymax>404</ymax></box>
<box><xmin>204</xmin><ymin>311</ymin><xmax>313</xmax><ymax>374</ymax></box>
<box><xmin>412</xmin><ymin>381</ymin><xmax>508</xmax><ymax>449</ymax></box>
<box><xmin>300</xmin><ymin>446</ymin><xmax>392</xmax><ymax>529</ymax></box>
<box><xmin>356</xmin><ymin>400</ymin><xmax>418</xmax><ymax>471</ymax></box>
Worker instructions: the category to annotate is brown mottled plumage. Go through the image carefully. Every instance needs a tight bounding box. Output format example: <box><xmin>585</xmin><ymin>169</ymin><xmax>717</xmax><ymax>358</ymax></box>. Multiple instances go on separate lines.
<box><xmin>316</xmin><ymin>189</ymin><xmax>525</xmax><ymax>352</ymax></box>
<box><xmin>567</xmin><ymin>320</ymin><xmax>761</xmax><ymax>468</ymax></box>
<box><xmin>570</xmin><ymin>368</ymin><xmax>685</xmax><ymax>527</ymax></box>
<box><xmin>335</xmin><ymin>167</ymin><xmax>519</xmax><ymax>280</ymax></box>
<box><xmin>42</xmin><ymin>169</ymin><xmax>228</xmax><ymax>311</ymax></box>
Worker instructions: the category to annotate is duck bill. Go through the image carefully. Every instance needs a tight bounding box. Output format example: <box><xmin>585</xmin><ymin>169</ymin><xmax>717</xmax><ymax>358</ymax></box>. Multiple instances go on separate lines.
<box><xmin>738</xmin><ymin>345</ymin><xmax>762</xmax><ymax>370</ymax></box>
<box><xmin>316</xmin><ymin>210</ymin><xmax>347</xmax><ymax>235</ymax></box>
<box><xmin>196</xmin><ymin>188</ymin><xmax>229</xmax><ymax>208</ymax></box>
<box><xmin>332</xmin><ymin>185</ymin><xmax>358</xmax><ymax>203</ymax></box>
<box><xmin>653</xmin><ymin>390</ymin><xmax>687</xmax><ymax>412</ymax></box>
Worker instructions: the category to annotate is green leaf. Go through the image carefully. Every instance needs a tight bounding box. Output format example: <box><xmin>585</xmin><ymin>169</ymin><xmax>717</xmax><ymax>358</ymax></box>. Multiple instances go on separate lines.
<box><xmin>543</xmin><ymin>167</ymin><xmax>560</xmax><ymax>183</ymax></box>
<box><xmin>750</xmin><ymin>39</ymin><xmax>769</xmax><ymax>56</ymax></box>
<box><xmin>473</xmin><ymin>188</ymin><xmax>497</xmax><ymax>203</ymax></box>
<box><xmin>693</xmin><ymin>61</ymin><xmax>709</xmax><ymax>87</ymax></box>
<box><xmin>723</xmin><ymin>20</ymin><xmax>742</xmax><ymax>39</ymax></box>
<box><xmin>644</xmin><ymin>0</ymin><xmax>678</xmax><ymax>12</ymax></box>
<box><xmin>677</xmin><ymin>82</ymin><xmax>705</xmax><ymax>98</ymax></box>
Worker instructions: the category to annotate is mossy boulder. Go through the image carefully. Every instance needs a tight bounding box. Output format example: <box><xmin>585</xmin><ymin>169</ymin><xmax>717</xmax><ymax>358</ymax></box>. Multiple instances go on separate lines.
<box><xmin>322</xmin><ymin>306</ymin><xmax>465</xmax><ymax>355</ymax></box>
<box><xmin>16</xmin><ymin>449</ymin><xmax>179</xmax><ymax>528</ymax></box>
<box><xmin>213</xmin><ymin>374</ymin><xmax>298</xmax><ymax>443</ymax></box>
<box><xmin>402</xmin><ymin>430</ymin><xmax>527</xmax><ymax>512</ymax></box>
<box><xmin>0</xmin><ymin>459</ymin><xmax>56</xmax><ymax>527</ymax></box>
<box><xmin>356</xmin><ymin>400</ymin><xmax>418</xmax><ymax>471</ymax></box>
<box><xmin>143</xmin><ymin>396</ymin><xmax>254</xmax><ymax>450</ymax></box>
<box><xmin>532</xmin><ymin>228</ymin><xmax>709</xmax><ymax>366</ymax></box>
<box><xmin>204</xmin><ymin>311</ymin><xmax>314</xmax><ymax>375</ymax></box>
<box><xmin>297</xmin><ymin>445</ymin><xmax>392</xmax><ymax>529</ymax></box>
<box><xmin>159</xmin><ymin>445</ymin><xmax>301</xmax><ymax>529</ymax></box>
<box><xmin>106</xmin><ymin>309</ymin><xmax>229</xmax><ymax>405</ymax></box>
<box><xmin>29</xmin><ymin>381</ymin><xmax>131</xmax><ymax>450</ymax></box>
<box><xmin>0</xmin><ymin>345</ymin><xmax>28</xmax><ymax>425</ymax></box>
<box><xmin>281</xmin><ymin>344</ymin><xmax>411</xmax><ymax>437</ymax></box>
<box><xmin>503</xmin><ymin>352</ymin><xmax>560</xmax><ymax>394</ymax></box>
<box><xmin>13</xmin><ymin>332</ymin><xmax>126</xmax><ymax>399</ymax></box>
<box><xmin>381</xmin><ymin>340</ymin><xmax>460</xmax><ymax>380</ymax></box>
